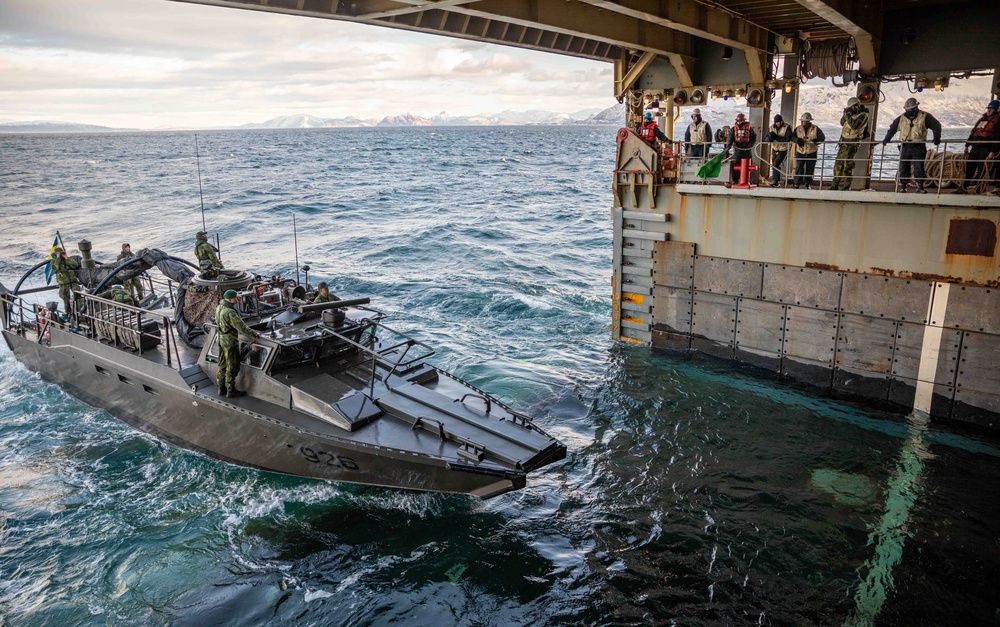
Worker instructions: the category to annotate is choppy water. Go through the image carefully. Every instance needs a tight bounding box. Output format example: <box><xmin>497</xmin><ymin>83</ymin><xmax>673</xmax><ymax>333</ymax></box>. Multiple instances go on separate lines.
<box><xmin>1</xmin><ymin>127</ymin><xmax>999</xmax><ymax>626</ymax></box>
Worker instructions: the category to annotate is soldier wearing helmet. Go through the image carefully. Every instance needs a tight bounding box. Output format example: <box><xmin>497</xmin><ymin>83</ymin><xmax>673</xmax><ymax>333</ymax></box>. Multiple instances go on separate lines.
<box><xmin>832</xmin><ymin>97</ymin><xmax>872</xmax><ymax>191</ymax></box>
<box><xmin>195</xmin><ymin>231</ymin><xmax>224</xmax><ymax>272</ymax></box>
<box><xmin>881</xmin><ymin>98</ymin><xmax>942</xmax><ymax>193</ymax></box>
<box><xmin>793</xmin><ymin>112</ymin><xmax>826</xmax><ymax>189</ymax></box>
<box><xmin>313</xmin><ymin>281</ymin><xmax>340</xmax><ymax>304</ymax></box>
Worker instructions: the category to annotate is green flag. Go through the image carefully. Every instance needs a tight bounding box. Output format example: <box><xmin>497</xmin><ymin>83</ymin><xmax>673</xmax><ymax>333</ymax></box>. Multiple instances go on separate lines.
<box><xmin>696</xmin><ymin>152</ymin><xmax>725</xmax><ymax>180</ymax></box>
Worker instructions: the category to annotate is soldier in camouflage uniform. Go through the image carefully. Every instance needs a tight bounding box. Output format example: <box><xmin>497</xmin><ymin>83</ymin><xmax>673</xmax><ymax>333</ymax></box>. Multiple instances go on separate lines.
<box><xmin>96</xmin><ymin>284</ymin><xmax>136</xmax><ymax>307</ymax></box>
<box><xmin>195</xmin><ymin>231</ymin><xmax>224</xmax><ymax>273</ymax></box>
<box><xmin>116</xmin><ymin>243</ymin><xmax>145</xmax><ymax>302</ymax></box>
<box><xmin>51</xmin><ymin>247</ymin><xmax>81</xmax><ymax>315</ymax></box>
<box><xmin>313</xmin><ymin>281</ymin><xmax>340</xmax><ymax>304</ymax></box>
<box><xmin>832</xmin><ymin>98</ymin><xmax>871</xmax><ymax>191</ymax></box>
<box><xmin>214</xmin><ymin>289</ymin><xmax>260</xmax><ymax>398</ymax></box>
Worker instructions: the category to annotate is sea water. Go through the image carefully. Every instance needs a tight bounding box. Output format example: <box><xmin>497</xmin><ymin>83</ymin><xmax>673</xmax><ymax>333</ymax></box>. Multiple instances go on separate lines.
<box><xmin>1</xmin><ymin>127</ymin><xmax>998</xmax><ymax>626</ymax></box>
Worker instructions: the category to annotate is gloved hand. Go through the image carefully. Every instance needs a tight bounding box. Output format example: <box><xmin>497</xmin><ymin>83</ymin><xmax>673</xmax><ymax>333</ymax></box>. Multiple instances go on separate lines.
<box><xmin>933</xmin><ymin>140</ymin><xmax>940</xmax><ymax>147</ymax></box>
<box><xmin>881</xmin><ymin>140</ymin><xmax>888</xmax><ymax>146</ymax></box>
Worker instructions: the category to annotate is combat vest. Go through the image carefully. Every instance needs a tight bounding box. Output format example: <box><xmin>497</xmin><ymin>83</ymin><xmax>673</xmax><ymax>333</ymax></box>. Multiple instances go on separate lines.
<box><xmin>214</xmin><ymin>302</ymin><xmax>241</xmax><ymax>348</ymax></box>
<box><xmin>639</xmin><ymin>121</ymin><xmax>657</xmax><ymax>142</ymax></box>
<box><xmin>52</xmin><ymin>256</ymin><xmax>79</xmax><ymax>286</ymax></box>
<box><xmin>770</xmin><ymin>123</ymin><xmax>791</xmax><ymax>151</ymax></box>
<box><xmin>970</xmin><ymin>113</ymin><xmax>999</xmax><ymax>141</ymax></box>
<box><xmin>733</xmin><ymin>122</ymin><xmax>752</xmax><ymax>146</ymax></box>
<box><xmin>795</xmin><ymin>125</ymin><xmax>820</xmax><ymax>155</ymax></box>
<box><xmin>688</xmin><ymin>120</ymin><xmax>709</xmax><ymax>144</ymax></box>
<box><xmin>897</xmin><ymin>111</ymin><xmax>928</xmax><ymax>142</ymax></box>
<box><xmin>841</xmin><ymin>111</ymin><xmax>869</xmax><ymax>141</ymax></box>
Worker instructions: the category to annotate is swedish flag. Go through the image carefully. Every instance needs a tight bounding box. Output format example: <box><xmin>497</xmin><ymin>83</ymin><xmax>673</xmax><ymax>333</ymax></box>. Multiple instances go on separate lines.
<box><xmin>44</xmin><ymin>236</ymin><xmax>61</xmax><ymax>284</ymax></box>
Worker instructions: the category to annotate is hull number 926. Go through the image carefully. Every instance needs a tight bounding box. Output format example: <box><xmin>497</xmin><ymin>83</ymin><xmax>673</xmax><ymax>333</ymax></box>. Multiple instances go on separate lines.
<box><xmin>300</xmin><ymin>446</ymin><xmax>359</xmax><ymax>470</ymax></box>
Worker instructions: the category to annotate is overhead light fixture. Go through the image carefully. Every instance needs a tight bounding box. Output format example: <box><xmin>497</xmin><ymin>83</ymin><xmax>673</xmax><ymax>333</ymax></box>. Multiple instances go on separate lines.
<box><xmin>722</xmin><ymin>46</ymin><xmax>734</xmax><ymax>61</ymax></box>
<box><xmin>690</xmin><ymin>88</ymin><xmax>706</xmax><ymax>105</ymax></box>
<box><xmin>857</xmin><ymin>83</ymin><xmax>878</xmax><ymax>104</ymax></box>
<box><xmin>747</xmin><ymin>89</ymin><xmax>764</xmax><ymax>106</ymax></box>
<box><xmin>711</xmin><ymin>88</ymin><xmax>720</xmax><ymax>100</ymax></box>
<box><xmin>735</xmin><ymin>88</ymin><xmax>745</xmax><ymax>99</ymax></box>
<box><xmin>673</xmin><ymin>90</ymin><xmax>688</xmax><ymax>106</ymax></box>
<box><xmin>934</xmin><ymin>76</ymin><xmax>945</xmax><ymax>91</ymax></box>
<box><xmin>784</xmin><ymin>79</ymin><xmax>798</xmax><ymax>94</ymax></box>
<box><xmin>915</xmin><ymin>77</ymin><xmax>929</xmax><ymax>93</ymax></box>
<box><xmin>723</xmin><ymin>88</ymin><xmax>733</xmax><ymax>100</ymax></box>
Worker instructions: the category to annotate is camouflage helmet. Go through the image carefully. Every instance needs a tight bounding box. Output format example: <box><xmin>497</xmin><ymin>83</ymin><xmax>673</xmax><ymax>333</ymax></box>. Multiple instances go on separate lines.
<box><xmin>196</xmin><ymin>231</ymin><xmax>208</xmax><ymax>241</ymax></box>
<box><xmin>317</xmin><ymin>282</ymin><xmax>329</xmax><ymax>290</ymax></box>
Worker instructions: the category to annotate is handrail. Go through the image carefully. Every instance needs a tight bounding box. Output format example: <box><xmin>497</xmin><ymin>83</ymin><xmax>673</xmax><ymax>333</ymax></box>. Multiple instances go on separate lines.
<box><xmin>675</xmin><ymin>138</ymin><xmax>999</xmax><ymax>197</ymax></box>
<box><xmin>317</xmin><ymin>318</ymin><xmax>436</xmax><ymax>392</ymax></box>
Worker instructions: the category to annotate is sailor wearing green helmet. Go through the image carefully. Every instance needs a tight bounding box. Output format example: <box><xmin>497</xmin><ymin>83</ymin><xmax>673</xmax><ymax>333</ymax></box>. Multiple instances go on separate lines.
<box><xmin>313</xmin><ymin>281</ymin><xmax>340</xmax><ymax>304</ymax></box>
<box><xmin>213</xmin><ymin>289</ymin><xmax>259</xmax><ymax>398</ymax></box>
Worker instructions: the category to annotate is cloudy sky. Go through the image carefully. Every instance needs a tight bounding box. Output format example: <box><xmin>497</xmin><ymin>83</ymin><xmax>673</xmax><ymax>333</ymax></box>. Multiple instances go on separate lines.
<box><xmin>0</xmin><ymin>0</ymin><xmax>615</xmax><ymax>128</ymax></box>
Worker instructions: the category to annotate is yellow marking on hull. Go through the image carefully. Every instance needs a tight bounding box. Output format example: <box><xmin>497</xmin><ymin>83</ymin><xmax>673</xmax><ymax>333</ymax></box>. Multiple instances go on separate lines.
<box><xmin>622</xmin><ymin>293</ymin><xmax>644</xmax><ymax>304</ymax></box>
<box><xmin>622</xmin><ymin>316</ymin><xmax>645</xmax><ymax>325</ymax></box>
<box><xmin>620</xmin><ymin>336</ymin><xmax>643</xmax><ymax>345</ymax></box>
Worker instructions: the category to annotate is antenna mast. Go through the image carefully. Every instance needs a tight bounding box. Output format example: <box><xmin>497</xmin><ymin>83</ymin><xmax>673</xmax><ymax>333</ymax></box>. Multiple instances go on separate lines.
<box><xmin>293</xmin><ymin>214</ymin><xmax>301</xmax><ymax>286</ymax></box>
<box><xmin>195</xmin><ymin>134</ymin><xmax>207</xmax><ymax>232</ymax></box>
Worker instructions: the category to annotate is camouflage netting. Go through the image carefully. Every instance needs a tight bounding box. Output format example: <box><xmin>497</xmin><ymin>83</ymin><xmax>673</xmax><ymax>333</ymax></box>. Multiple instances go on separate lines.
<box><xmin>176</xmin><ymin>285</ymin><xmax>221</xmax><ymax>348</ymax></box>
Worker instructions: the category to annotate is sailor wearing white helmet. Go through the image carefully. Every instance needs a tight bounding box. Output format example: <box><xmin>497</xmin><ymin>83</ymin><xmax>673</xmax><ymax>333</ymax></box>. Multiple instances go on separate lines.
<box><xmin>881</xmin><ymin>97</ymin><xmax>943</xmax><ymax>193</ymax></box>
<box><xmin>793</xmin><ymin>112</ymin><xmax>826</xmax><ymax>189</ymax></box>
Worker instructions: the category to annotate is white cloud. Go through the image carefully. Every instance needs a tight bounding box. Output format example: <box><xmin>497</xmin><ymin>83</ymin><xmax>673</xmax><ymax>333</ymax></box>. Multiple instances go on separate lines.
<box><xmin>0</xmin><ymin>0</ymin><xmax>618</xmax><ymax>128</ymax></box>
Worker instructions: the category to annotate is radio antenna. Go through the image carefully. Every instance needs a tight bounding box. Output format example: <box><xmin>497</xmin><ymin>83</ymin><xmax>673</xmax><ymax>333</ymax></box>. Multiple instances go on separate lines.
<box><xmin>195</xmin><ymin>134</ymin><xmax>207</xmax><ymax>232</ymax></box>
<box><xmin>293</xmin><ymin>213</ymin><xmax>301</xmax><ymax>286</ymax></box>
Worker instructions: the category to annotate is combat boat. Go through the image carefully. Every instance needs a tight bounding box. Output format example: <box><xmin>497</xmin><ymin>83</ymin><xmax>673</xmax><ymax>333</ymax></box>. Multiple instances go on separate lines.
<box><xmin>0</xmin><ymin>240</ymin><xmax>566</xmax><ymax>499</ymax></box>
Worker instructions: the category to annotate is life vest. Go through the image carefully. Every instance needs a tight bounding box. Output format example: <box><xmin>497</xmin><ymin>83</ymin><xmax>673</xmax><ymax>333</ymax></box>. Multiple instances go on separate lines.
<box><xmin>770</xmin><ymin>123</ymin><xmax>790</xmax><ymax>151</ymax></box>
<box><xmin>688</xmin><ymin>121</ymin><xmax>709</xmax><ymax>144</ymax></box>
<box><xmin>795</xmin><ymin>124</ymin><xmax>820</xmax><ymax>155</ymax></box>
<box><xmin>841</xmin><ymin>111</ymin><xmax>869</xmax><ymax>141</ymax></box>
<box><xmin>733</xmin><ymin>122</ymin><xmax>752</xmax><ymax>146</ymax></box>
<box><xmin>970</xmin><ymin>113</ymin><xmax>1000</xmax><ymax>141</ymax></box>
<box><xmin>639</xmin><ymin>121</ymin><xmax>657</xmax><ymax>142</ymax></box>
<box><xmin>898</xmin><ymin>111</ymin><xmax>928</xmax><ymax>142</ymax></box>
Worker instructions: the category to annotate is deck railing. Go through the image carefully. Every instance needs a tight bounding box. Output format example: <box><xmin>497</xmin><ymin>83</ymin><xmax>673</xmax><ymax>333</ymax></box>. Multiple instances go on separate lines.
<box><xmin>672</xmin><ymin>139</ymin><xmax>999</xmax><ymax>197</ymax></box>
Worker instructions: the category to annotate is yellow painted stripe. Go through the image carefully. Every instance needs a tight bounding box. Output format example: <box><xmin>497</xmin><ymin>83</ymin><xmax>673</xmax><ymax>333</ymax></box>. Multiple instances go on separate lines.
<box><xmin>620</xmin><ymin>336</ymin><xmax>643</xmax><ymax>345</ymax></box>
<box><xmin>622</xmin><ymin>316</ymin><xmax>645</xmax><ymax>325</ymax></box>
<box><xmin>622</xmin><ymin>293</ymin><xmax>644</xmax><ymax>304</ymax></box>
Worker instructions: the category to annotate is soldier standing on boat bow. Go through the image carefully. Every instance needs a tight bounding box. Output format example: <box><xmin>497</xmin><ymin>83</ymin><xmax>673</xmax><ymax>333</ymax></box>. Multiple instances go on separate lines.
<box><xmin>881</xmin><ymin>98</ymin><xmax>942</xmax><ymax>193</ymax></box>
<box><xmin>214</xmin><ymin>289</ymin><xmax>259</xmax><ymax>398</ymax></box>
<box><xmin>116</xmin><ymin>243</ymin><xmax>145</xmax><ymax>302</ymax></box>
<box><xmin>832</xmin><ymin>98</ymin><xmax>871</xmax><ymax>191</ymax></box>
<box><xmin>313</xmin><ymin>282</ymin><xmax>340</xmax><ymax>304</ymax></box>
<box><xmin>51</xmin><ymin>247</ymin><xmax>81</xmax><ymax>316</ymax></box>
<box><xmin>195</xmin><ymin>231</ymin><xmax>224</xmax><ymax>272</ymax></box>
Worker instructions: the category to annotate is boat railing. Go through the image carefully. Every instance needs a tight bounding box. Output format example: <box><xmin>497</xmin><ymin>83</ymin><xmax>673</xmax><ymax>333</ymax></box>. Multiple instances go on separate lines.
<box><xmin>323</xmin><ymin>318</ymin><xmax>435</xmax><ymax>394</ymax></box>
<box><xmin>0</xmin><ymin>288</ymin><xmax>184</xmax><ymax>369</ymax></box>
<box><xmin>673</xmin><ymin>138</ymin><xmax>999</xmax><ymax>198</ymax></box>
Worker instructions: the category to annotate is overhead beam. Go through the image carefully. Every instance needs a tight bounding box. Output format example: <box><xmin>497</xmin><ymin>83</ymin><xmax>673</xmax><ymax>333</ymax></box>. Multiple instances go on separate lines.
<box><xmin>578</xmin><ymin>0</ymin><xmax>771</xmax><ymax>53</ymax></box>
<box><xmin>615</xmin><ymin>50</ymin><xmax>657</xmax><ymax>98</ymax></box>
<box><xmin>351</xmin><ymin>0</ymin><xmax>481</xmax><ymax>21</ymax></box>
<box><xmin>792</xmin><ymin>0</ymin><xmax>884</xmax><ymax>73</ymax></box>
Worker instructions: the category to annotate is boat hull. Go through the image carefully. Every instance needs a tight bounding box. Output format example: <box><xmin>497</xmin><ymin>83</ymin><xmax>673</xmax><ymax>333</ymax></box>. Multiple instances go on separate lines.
<box><xmin>2</xmin><ymin>328</ymin><xmax>526</xmax><ymax>499</ymax></box>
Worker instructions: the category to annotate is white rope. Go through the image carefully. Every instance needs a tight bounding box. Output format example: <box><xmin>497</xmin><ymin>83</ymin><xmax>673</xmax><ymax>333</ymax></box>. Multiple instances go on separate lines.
<box><xmin>802</xmin><ymin>38</ymin><xmax>852</xmax><ymax>80</ymax></box>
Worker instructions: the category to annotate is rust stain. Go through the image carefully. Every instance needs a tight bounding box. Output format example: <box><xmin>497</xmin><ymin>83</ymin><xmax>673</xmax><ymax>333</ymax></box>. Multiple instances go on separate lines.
<box><xmin>805</xmin><ymin>262</ymin><xmax>839</xmax><ymax>271</ymax></box>
<box><xmin>946</xmin><ymin>218</ymin><xmax>998</xmax><ymax>257</ymax></box>
<box><xmin>804</xmin><ymin>260</ymin><xmax>1000</xmax><ymax>288</ymax></box>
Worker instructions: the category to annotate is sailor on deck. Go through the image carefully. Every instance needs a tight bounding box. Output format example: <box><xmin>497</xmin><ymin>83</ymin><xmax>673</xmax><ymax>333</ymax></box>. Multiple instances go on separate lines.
<box><xmin>727</xmin><ymin>113</ymin><xmax>757</xmax><ymax>184</ymax></box>
<box><xmin>765</xmin><ymin>114</ymin><xmax>792</xmax><ymax>187</ymax></box>
<box><xmin>195</xmin><ymin>231</ymin><xmax>224</xmax><ymax>272</ymax></box>
<box><xmin>832</xmin><ymin>97</ymin><xmax>871</xmax><ymax>191</ymax></box>
<box><xmin>684</xmin><ymin>109</ymin><xmax>713</xmax><ymax>159</ymax></box>
<box><xmin>881</xmin><ymin>98</ymin><xmax>942</xmax><ymax>193</ymax></box>
<box><xmin>958</xmin><ymin>99</ymin><xmax>1000</xmax><ymax>193</ymax></box>
<box><xmin>638</xmin><ymin>112</ymin><xmax>668</xmax><ymax>143</ymax></box>
<box><xmin>51</xmin><ymin>247</ymin><xmax>81</xmax><ymax>315</ymax></box>
<box><xmin>313</xmin><ymin>282</ymin><xmax>340</xmax><ymax>304</ymax></box>
<box><xmin>96</xmin><ymin>284</ymin><xmax>136</xmax><ymax>307</ymax></box>
<box><xmin>214</xmin><ymin>290</ymin><xmax>259</xmax><ymax>398</ymax></box>
<box><xmin>793</xmin><ymin>112</ymin><xmax>826</xmax><ymax>189</ymax></box>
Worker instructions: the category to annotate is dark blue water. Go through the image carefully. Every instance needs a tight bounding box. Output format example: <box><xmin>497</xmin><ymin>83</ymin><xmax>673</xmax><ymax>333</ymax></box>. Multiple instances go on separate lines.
<box><xmin>1</xmin><ymin>127</ymin><xmax>999</xmax><ymax>626</ymax></box>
